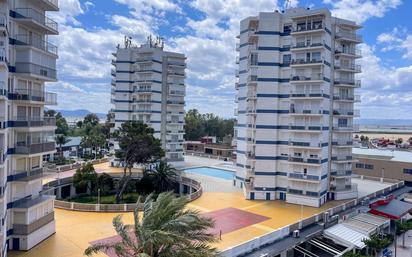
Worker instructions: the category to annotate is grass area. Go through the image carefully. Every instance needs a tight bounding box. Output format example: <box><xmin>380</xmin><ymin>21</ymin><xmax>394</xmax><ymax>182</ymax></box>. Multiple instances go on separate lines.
<box><xmin>68</xmin><ymin>192</ymin><xmax>140</xmax><ymax>204</ymax></box>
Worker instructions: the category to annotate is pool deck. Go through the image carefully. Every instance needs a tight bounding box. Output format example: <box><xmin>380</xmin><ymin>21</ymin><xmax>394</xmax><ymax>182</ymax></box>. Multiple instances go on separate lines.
<box><xmin>9</xmin><ymin>156</ymin><xmax>396</xmax><ymax>257</ymax></box>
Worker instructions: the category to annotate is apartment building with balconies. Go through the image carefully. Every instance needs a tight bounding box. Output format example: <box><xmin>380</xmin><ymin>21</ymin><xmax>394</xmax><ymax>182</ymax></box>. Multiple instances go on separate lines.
<box><xmin>111</xmin><ymin>38</ymin><xmax>186</xmax><ymax>165</ymax></box>
<box><xmin>234</xmin><ymin>7</ymin><xmax>361</xmax><ymax>207</ymax></box>
<box><xmin>0</xmin><ymin>0</ymin><xmax>58</xmax><ymax>253</ymax></box>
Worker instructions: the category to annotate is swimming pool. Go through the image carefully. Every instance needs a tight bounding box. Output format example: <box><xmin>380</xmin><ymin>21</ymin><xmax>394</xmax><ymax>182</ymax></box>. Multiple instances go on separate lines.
<box><xmin>183</xmin><ymin>167</ymin><xmax>235</xmax><ymax>180</ymax></box>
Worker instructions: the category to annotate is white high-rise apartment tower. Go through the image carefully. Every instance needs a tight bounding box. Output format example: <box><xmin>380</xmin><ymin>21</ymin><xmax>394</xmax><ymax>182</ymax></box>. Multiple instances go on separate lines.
<box><xmin>234</xmin><ymin>8</ymin><xmax>361</xmax><ymax>207</ymax></box>
<box><xmin>111</xmin><ymin>38</ymin><xmax>186</xmax><ymax>165</ymax></box>
<box><xmin>0</xmin><ymin>0</ymin><xmax>59</xmax><ymax>253</ymax></box>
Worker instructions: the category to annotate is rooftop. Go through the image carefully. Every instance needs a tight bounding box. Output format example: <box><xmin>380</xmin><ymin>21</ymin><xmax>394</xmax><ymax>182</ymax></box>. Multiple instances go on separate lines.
<box><xmin>9</xmin><ymin>156</ymin><xmax>399</xmax><ymax>257</ymax></box>
<box><xmin>352</xmin><ymin>147</ymin><xmax>412</xmax><ymax>163</ymax></box>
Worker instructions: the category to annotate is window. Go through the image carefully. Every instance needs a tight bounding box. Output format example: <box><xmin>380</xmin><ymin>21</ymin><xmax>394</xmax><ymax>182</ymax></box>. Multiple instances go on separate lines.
<box><xmin>283</xmin><ymin>24</ymin><xmax>292</xmax><ymax>33</ymax></box>
<box><xmin>364</xmin><ymin>164</ymin><xmax>374</xmax><ymax>170</ymax></box>
<box><xmin>403</xmin><ymin>169</ymin><xmax>412</xmax><ymax>174</ymax></box>
<box><xmin>283</xmin><ymin>54</ymin><xmax>291</xmax><ymax>64</ymax></box>
<box><xmin>312</xmin><ymin>52</ymin><xmax>321</xmax><ymax>61</ymax></box>
<box><xmin>355</xmin><ymin>163</ymin><xmax>364</xmax><ymax>169</ymax></box>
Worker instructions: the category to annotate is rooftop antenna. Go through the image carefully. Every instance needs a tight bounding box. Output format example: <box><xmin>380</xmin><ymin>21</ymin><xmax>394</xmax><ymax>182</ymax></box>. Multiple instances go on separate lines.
<box><xmin>284</xmin><ymin>0</ymin><xmax>291</xmax><ymax>10</ymax></box>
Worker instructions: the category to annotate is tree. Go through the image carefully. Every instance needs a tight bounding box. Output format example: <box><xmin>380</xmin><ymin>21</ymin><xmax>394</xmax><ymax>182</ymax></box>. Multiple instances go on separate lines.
<box><xmin>395</xmin><ymin>138</ymin><xmax>403</xmax><ymax>144</ymax></box>
<box><xmin>97</xmin><ymin>173</ymin><xmax>114</xmax><ymax>195</ymax></box>
<box><xmin>81</xmin><ymin>128</ymin><xmax>106</xmax><ymax>159</ymax></box>
<box><xmin>114</xmin><ymin>121</ymin><xmax>164</xmax><ymax>203</ymax></box>
<box><xmin>396</xmin><ymin>220</ymin><xmax>412</xmax><ymax>247</ymax></box>
<box><xmin>73</xmin><ymin>163</ymin><xmax>98</xmax><ymax>194</ymax></box>
<box><xmin>145</xmin><ymin>161</ymin><xmax>177</xmax><ymax>193</ymax></box>
<box><xmin>45</xmin><ymin>110</ymin><xmax>69</xmax><ymax>135</ymax></box>
<box><xmin>362</xmin><ymin>234</ymin><xmax>392</xmax><ymax>257</ymax></box>
<box><xmin>55</xmin><ymin>134</ymin><xmax>70</xmax><ymax>160</ymax></box>
<box><xmin>84</xmin><ymin>192</ymin><xmax>219</xmax><ymax>257</ymax></box>
<box><xmin>184</xmin><ymin>109</ymin><xmax>205</xmax><ymax>140</ymax></box>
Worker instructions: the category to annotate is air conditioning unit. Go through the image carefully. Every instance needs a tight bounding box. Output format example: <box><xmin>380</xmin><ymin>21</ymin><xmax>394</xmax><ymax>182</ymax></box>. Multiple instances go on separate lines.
<box><xmin>293</xmin><ymin>230</ymin><xmax>300</xmax><ymax>238</ymax></box>
<box><xmin>323</xmin><ymin>212</ymin><xmax>330</xmax><ymax>222</ymax></box>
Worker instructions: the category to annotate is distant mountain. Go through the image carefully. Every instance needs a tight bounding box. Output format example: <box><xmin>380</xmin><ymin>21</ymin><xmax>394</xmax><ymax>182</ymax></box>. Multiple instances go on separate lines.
<box><xmin>355</xmin><ymin>119</ymin><xmax>412</xmax><ymax>126</ymax></box>
<box><xmin>53</xmin><ymin>109</ymin><xmax>106</xmax><ymax>120</ymax></box>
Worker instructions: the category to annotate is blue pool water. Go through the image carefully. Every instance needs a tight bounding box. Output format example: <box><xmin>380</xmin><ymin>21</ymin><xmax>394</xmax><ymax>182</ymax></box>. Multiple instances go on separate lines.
<box><xmin>184</xmin><ymin>167</ymin><xmax>235</xmax><ymax>180</ymax></box>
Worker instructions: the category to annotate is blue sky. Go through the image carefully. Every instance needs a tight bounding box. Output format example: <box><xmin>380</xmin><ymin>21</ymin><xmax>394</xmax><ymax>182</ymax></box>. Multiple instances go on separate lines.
<box><xmin>47</xmin><ymin>0</ymin><xmax>412</xmax><ymax>119</ymax></box>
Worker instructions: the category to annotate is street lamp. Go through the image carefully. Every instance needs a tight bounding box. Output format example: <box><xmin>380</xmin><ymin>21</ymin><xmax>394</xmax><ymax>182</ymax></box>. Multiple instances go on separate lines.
<box><xmin>98</xmin><ymin>188</ymin><xmax>101</xmax><ymax>205</ymax></box>
<box><xmin>381</xmin><ymin>168</ymin><xmax>385</xmax><ymax>180</ymax></box>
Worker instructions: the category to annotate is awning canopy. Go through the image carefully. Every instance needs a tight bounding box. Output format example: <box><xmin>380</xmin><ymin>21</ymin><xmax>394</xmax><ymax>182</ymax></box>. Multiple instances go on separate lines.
<box><xmin>324</xmin><ymin>224</ymin><xmax>368</xmax><ymax>249</ymax></box>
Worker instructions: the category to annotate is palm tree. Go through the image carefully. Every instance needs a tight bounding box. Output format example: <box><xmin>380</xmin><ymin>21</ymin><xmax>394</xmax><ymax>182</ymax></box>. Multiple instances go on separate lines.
<box><xmin>55</xmin><ymin>134</ymin><xmax>70</xmax><ymax>160</ymax></box>
<box><xmin>145</xmin><ymin>161</ymin><xmax>177</xmax><ymax>193</ymax></box>
<box><xmin>84</xmin><ymin>192</ymin><xmax>219</xmax><ymax>257</ymax></box>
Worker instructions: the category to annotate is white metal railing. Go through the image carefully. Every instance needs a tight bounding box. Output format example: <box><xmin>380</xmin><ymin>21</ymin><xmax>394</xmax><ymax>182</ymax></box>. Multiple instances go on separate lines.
<box><xmin>0</xmin><ymin>13</ymin><xmax>6</xmax><ymax>28</ymax></box>
<box><xmin>0</xmin><ymin>48</ymin><xmax>7</xmax><ymax>63</ymax></box>
<box><xmin>15</xmin><ymin>62</ymin><xmax>57</xmax><ymax>80</ymax></box>
<box><xmin>335</xmin><ymin>47</ymin><xmax>362</xmax><ymax>56</ymax></box>
<box><xmin>15</xmin><ymin>8</ymin><xmax>58</xmax><ymax>33</ymax></box>
<box><xmin>290</xmin><ymin>89</ymin><xmax>324</xmax><ymax>97</ymax></box>
<box><xmin>290</xmin><ymin>73</ymin><xmax>323</xmax><ymax>81</ymax></box>
<box><xmin>14</xmin><ymin>34</ymin><xmax>58</xmax><ymax>55</ymax></box>
<box><xmin>336</xmin><ymin>31</ymin><xmax>363</xmax><ymax>42</ymax></box>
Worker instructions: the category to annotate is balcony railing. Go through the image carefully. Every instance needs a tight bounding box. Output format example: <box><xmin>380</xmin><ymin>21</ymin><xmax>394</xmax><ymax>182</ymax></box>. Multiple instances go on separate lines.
<box><xmin>14</xmin><ymin>141</ymin><xmax>55</xmax><ymax>154</ymax></box>
<box><xmin>288</xmin><ymin>156</ymin><xmax>322</xmax><ymax>164</ymax></box>
<box><xmin>0</xmin><ymin>48</ymin><xmax>7</xmax><ymax>63</ymax></box>
<box><xmin>333</xmin><ymin>94</ymin><xmax>361</xmax><ymax>101</ymax></box>
<box><xmin>290</xmin><ymin>109</ymin><xmax>323</xmax><ymax>115</ymax></box>
<box><xmin>333</xmin><ymin>109</ymin><xmax>360</xmax><ymax>116</ymax></box>
<box><xmin>289</xmin><ymin>123</ymin><xmax>325</xmax><ymax>131</ymax></box>
<box><xmin>11</xmin><ymin>168</ymin><xmax>44</xmax><ymax>181</ymax></box>
<box><xmin>333</xmin><ymin>124</ymin><xmax>359</xmax><ymax>131</ymax></box>
<box><xmin>293</xmin><ymin>22</ymin><xmax>325</xmax><ymax>33</ymax></box>
<box><xmin>14</xmin><ymin>8</ymin><xmax>58</xmax><ymax>33</ymax></box>
<box><xmin>289</xmin><ymin>173</ymin><xmax>320</xmax><ymax>181</ymax></box>
<box><xmin>330</xmin><ymin>170</ymin><xmax>352</xmax><ymax>177</ymax></box>
<box><xmin>288</xmin><ymin>141</ymin><xmax>322</xmax><ymax>148</ymax></box>
<box><xmin>331</xmin><ymin>155</ymin><xmax>353</xmax><ymax>161</ymax></box>
<box><xmin>335</xmin><ymin>48</ymin><xmax>362</xmax><ymax>56</ymax></box>
<box><xmin>0</xmin><ymin>81</ymin><xmax>6</xmax><ymax>96</ymax></box>
<box><xmin>290</xmin><ymin>90</ymin><xmax>325</xmax><ymax>98</ymax></box>
<box><xmin>336</xmin><ymin>31</ymin><xmax>363</xmax><ymax>42</ymax></box>
<box><xmin>290</xmin><ymin>73</ymin><xmax>323</xmax><ymax>82</ymax></box>
<box><xmin>0</xmin><ymin>13</ymin><xmax>6</xmax><ymax>29</ymax></box>
<box><xmin>335</xmin><ymin>63</ymin><xmax>361</xmax><ymax>72</ymax></box>
<box><xmin>10</xmin><ymin>116</ymin><xmax>56</xmax><ymax>127</ymax></box>
<box><xmin>9</xmin><ymin>89</ymin><xmax>57</xmax><ymax>105</ymax></box>
<box><xmin>332</xmin><ymin>140</ymin><xmax>353</xmax><ymax>146</ymax></box>
<box><xmin>334</xmin><ymin>78</ymin><xmax>361</xmax><ymax>87</ymax></box>
<box><xmin>15</xmin><ymin>62</ymin><xmax>57</xmax><ymax>80</ymax></box>
<box><xmin>292</xmin><ymin>41</ymin><xmax>324</xmax><ymax>49</ymax></box>
<box><xmin>291</xmin><ymin>59</ymin><xmax>323</xmax><ymax>65</ymax></box>
<box><xmin>14</xmin><ymin>34</ymin><xmax>58</xmax><ymax>55</ymax></box>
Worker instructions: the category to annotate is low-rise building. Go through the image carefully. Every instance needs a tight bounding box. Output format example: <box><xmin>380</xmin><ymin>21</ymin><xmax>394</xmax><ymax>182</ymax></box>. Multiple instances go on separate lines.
<box><xmin>352</xmin><ymin>148</ymin><xmax>412</xmax><ymax>185</ymax></box>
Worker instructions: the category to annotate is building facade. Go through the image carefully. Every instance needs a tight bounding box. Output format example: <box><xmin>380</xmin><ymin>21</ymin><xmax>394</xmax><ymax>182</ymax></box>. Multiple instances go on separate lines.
<box><xmin>0</xmin><ymin>0</ymin><xmax>59</xmax><ymax>253</ymax></box>
<box><xmin>111</xmin><ymin>38</ymin><xmax>186</xmax><ymax>165</ymax></box>
<box><xmin>234</xmin><ymin>8</ymin><xmax>361</xmax><ymax>207</ymax></box>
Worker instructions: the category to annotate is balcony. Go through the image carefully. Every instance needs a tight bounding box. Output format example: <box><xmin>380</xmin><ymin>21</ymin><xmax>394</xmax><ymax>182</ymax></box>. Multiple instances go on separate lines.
<box><xmin>0</xmin><ymin>149</ymin><xmax>5</xmax><ymax>165</ymax></box>
<box><xmin>289</xmin><ymin>108</ymin><xmax>323</xmax><ymax>116</ymax></box>
<box><xmin>331</xmin><ymin>140</ymin><xmax>353</xmax><ymax>147</ymax></box>
<box><xmin>167</xmin><ymin>100</ymin><xmax>185</xmax><ymax>106</ymax></box>
<box><xmin>0</xmin><ymin>81</ymin><xmax>6</xmax><ymax>98</ymax></box>
<box><xmin>10</xmin><ymin>116</ymin><xmax>56</xmax><ymax>128</ymax></box>
<box><xmin>135</xmin><ymin>57</ymin><xmax>153</xmax><ymax>63</ymax></box>
<box><xmin>291</xmin><ymin>22</ymin><xmax>325</xmax><ymax>35</ymax></box>
<box><xmin>246</xmin><ymin>106</ymin><xmax>257</xmax><ymax>116</ymax></box>
<box><xmin>333</xmin><ymin>109</ymin><xmax>360</xmax><ymax>117</ymax></box>
<box><xmin>168</xmin><ymin>60</ymin><xmax>186</xmax><ymax>67</ymax></box>
<box><xmin>333</xmin><ymin>124</ymin><xmax>359</xmax><ymax>132</ymax></box>
<box><xmin>288</xmin><ymin>156</ymin><xmax>322</xmax><ymax>165</ymax></box>
<box><xmin>336</xmin><ymin>31</ymin><xmax>363</xmax><ymax>43</ymax></box>
<box><xmin>330</xmin><ymin>170</ymin><xmax>352</xmax><ymax>177</ymax></box>
<box><xmin>14</xmin><ymin>141</ymin><xmax>55</xmax><ymax>155</ymax></box>
<box><xmin>8</xmin><ymin>89</ymin><xmax>57</xmax><ymax>105</ymax></box>
<box><xmin>0</xmin><ymin>48</ymin><xmax>8</xmax><ymax>66</ymax></box>
<box><xmin>246</xmin><ymin>91</ymin><xmax>257</xmax><ymax>101</ymax></box>
<box><xmin>288</xmin><ymin>141</ymin><xmax>322</xmax><ymax>149</ymax></box>
<box><xmin>289</xmin><ymin>124</ymin><xmax>325</xmax><ymax>132</ymax></box>
<box><xmin>331</xmin><ymin>155</ymin><xmax>355</xmax><ymax>162</ymax></box>
<box><xmin>291</xmin><ymin>41</ymin><xmax>325</xmax><ymax>51</ymax></box>
<box><xmin>290</xmin><ymin>90</ymin><xmax>326</xmax><ymax>99</ymax></box>
<box><xmin>287</xmin><ymin>188</ymin><xmax>321</xmax><ymax>197</ymax></box>
<box><xmin>13</xmin><ymin>212</ymin><xmax>54</xmax><ymax>235</ymax></box>
<box><xmin>9</xmin><ymin>168</ymin><xmax>44</xmax><ymax>182</ymax></box>
<box><xmin>288</xmin><ymin>173</ymin><xmax>321</xmax><ymax>182</ymax></box>
<box><xmin>335</xmin><ymin>63</ymin><xmax>361</xmax><ymax>73</ymax></box>
<box><xmin>333</xmin><ymin>94</ymin><xmax>361</xmax><ymax>102</ymax></box>
<box><xmin>290</xmin><ymin>58</ymin><xmax>323</xmax><ymax>67</ymax></box>
<box><xmin>334</xmin><ymin>78</ymin><xmax>361</xmax><ymax>87</ymax></box>
<box><xmin>290</xmin><ymin>73</ymin><xmax>323</xmax><ymax>83</ymax></box>
<box><xmin>15</xmin><ymin>62</ymin><xmax>57</xmax><ymax>81</ymax></box>
<box><xmin>32</xmin><ymin>0</ymin><xmax>59</xmax><ymax>11</ymax></box>
<box><xmin>12</xmin><ymin>195</ymin><xmax>54</xmax><ymax>209</ymax></box>
<box><xmin>14</xmin><ymin>34</ymin><xmax>58</xmax><ymax>56</ymax></box>
<box><xmin>13</xmin><ymin>8</ymin><xmax>58</xmax><ymax>35</ymax></box>
<box><xmin>0</xmin><ymin>13</ymin><xmax>7</xmax><ymax>33</ymax></box>
<box><xmin>330</xmin><ymin>183</ymin><xmax>358</xmax><ymax>193</ymax></box>
<box><xmin>335</xmin><ymin>48</ymin><xmax>362</xmax><ymax>58</ymax></box>
<box><xmin>169</xmin><ymin>90</ymin><xmax>185</xmax><ymax>96</ymax></box>
<box><xmin>168</xmin><ymin>70</ymin><xmax>185</xmax><ymax>77</ymax></box>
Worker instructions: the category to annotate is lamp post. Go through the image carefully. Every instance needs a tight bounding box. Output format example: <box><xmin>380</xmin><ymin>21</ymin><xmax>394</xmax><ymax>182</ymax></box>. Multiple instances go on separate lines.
<box><xmin>98</xmin><ymin>188</ymin><xmax>101</xmax><ymax>205</ymax></box>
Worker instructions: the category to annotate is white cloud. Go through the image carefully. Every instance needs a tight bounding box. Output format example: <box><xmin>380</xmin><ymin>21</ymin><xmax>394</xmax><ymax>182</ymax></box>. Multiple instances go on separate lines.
<box><xmin>325</xmin><ymin>0</ymin><xmax>402</xmax><ymax>24</ymax></box>
<box><xmin>48</xmin><ymin>0</ymin><xmax>84</xmax><ymax>25</ymax></box>
<box><xmin>376</xmin><ymin>27</ymin><xmax>412</xmax><ymax>59</ymax></box>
